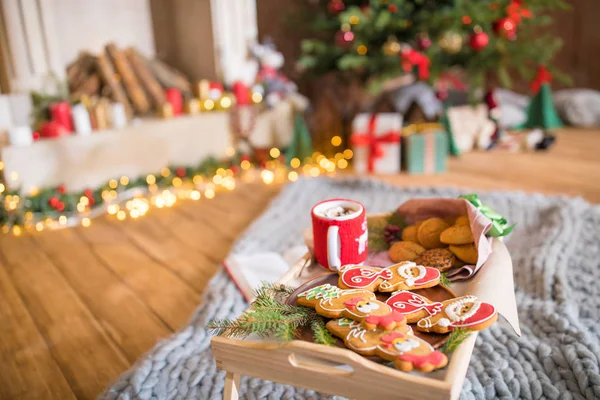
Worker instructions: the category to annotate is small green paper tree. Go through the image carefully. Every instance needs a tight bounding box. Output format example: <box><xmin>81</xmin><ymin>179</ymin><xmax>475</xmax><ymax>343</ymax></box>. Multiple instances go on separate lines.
<box><xmin>519</xmin><ymin>83</ymin><xmax>563</xmax><ymax>130</ymax></box>
<box><xmin>285</xmin><ymin>113</ymin><xmax>313</xmax><ymax>164</ymax></box>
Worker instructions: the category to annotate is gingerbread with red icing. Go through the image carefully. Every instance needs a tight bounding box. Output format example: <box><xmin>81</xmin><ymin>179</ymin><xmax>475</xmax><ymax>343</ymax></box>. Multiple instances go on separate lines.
<box><xmin>326</xmin><ymin>318</ymin><xmax>448</xmax><ymax>373</ymax></box>
<box><xmin>297</xmin><ymin>284</ymin><xmax>405</xmax><ymax>330</ymax></box>
<box><xmin>386</xmin><ymin>290</ymin><xmax>498</xmax><ymax>334</ymax></box>
<box><xmin>337</xmin><ymin>262</ymin><xmax>441</xmax><ymax>293</ymax></box>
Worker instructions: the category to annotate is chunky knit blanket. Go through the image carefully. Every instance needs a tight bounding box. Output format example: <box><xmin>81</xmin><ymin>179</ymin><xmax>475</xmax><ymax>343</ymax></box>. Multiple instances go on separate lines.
<box><xmin>101</xmin><ymin>178</ymin><xmax>600</xmax><ymax>400</ymax></box>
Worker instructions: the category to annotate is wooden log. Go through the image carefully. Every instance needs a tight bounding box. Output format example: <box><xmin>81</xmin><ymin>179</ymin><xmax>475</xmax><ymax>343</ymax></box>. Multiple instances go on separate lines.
<box><xmin>67</xmin><ymin>53</ymin><xmax>97</xmax><ymax>92</ymax></box>
<box><xmin>105</xmin><ymin>43</ymin><xmax>151</xmax><ymax>114</ymax></box>
<box><xmin>71</xmin><ymin>74</ymin><xmax>101</xmax><ymax>99</ymax></box>
<box><xmin>144</xmin><ymin>56</ymin><xmax>192</xmax><ymax>98</ymax></box>
<box><xmin>96</xmin><ymin>52</ymin><xmax>133</xmax><ymax>117</ymax></box>
<box><xmin>125</xmin><ymin>48</ymin><xmax>166</xmax><ymax>109</ymax></box>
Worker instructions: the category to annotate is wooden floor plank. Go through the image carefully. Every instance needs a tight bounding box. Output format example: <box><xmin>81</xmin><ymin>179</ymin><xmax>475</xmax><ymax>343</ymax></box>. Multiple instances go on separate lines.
<box><xmin>0</xmin><ymin>235</ymin><xmax>129</xmax><ymax>400</ymax></box>
<box><xmin>0</xmin><ymin>260</ymin><xmax>76</xmax><ymax>400</ymax></box>
<box><xmin>32</xmin><ymin>228</ymin><xmax>172</xmax><ymax>363</ymax></box>
<box><xmin>76</xmin><ymin>218</ymin><xmax>200</xmax><ymax>330</ymax></box>
<box><xmin>112</xmin><ymin>213</ymin><xmax>217</xmax><ymax>294</ymax></box>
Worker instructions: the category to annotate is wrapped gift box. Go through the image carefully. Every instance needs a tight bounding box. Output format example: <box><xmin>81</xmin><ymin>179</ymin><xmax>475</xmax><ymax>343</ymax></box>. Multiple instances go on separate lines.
<box><xmin>351</xmin><ymin>113</ymin><xmax>402</xmax><ymax>175</ymax></box>
<box><xmin>403</xmin><ymin>123</ymin><xmax>448</xmax><ymax>174</ymax></box>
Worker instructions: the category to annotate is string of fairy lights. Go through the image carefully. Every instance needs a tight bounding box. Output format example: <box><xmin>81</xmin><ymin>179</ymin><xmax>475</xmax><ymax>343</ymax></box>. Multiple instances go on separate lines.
<box><xmin>0</xmin><ymin>137</ymin><xmax>353</xmax><ymax>236</ymax></box>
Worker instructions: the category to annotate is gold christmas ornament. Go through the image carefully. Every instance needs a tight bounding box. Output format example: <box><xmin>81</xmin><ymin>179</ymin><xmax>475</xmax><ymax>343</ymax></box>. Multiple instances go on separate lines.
<box><xmin>383</xmin><ymin>36</ymin><xmax>402</xmax><ymax>56</ymax></box>
<box><xmin>438</xmin><ymin>31</ymin><xmax>463</xmax><ymax>54</ymax></box>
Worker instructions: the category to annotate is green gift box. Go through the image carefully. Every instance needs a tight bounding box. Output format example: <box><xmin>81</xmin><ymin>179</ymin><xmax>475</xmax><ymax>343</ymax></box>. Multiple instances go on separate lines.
<box><xmin>403</xmin><ymin>123</ymin><xmax>448</xmax><ymax>174</ymax></box>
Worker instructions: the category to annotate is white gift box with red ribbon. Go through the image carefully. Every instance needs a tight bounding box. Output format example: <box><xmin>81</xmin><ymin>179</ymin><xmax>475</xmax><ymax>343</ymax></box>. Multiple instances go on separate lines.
<box><xmin>351</xmin><ymin>113</ymin><xmax>402</xmax><ymax>175</ymax></box>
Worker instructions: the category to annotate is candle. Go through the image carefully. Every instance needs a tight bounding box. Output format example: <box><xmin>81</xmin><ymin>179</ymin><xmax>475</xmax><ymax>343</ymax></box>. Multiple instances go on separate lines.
<box><xmin>40</xmin><ymin>121</ymin><xmax>68</xmax><ymax>139</ymax></box>
<box><xmin>71</xmin><ymin>104</ymin><xmax>92</xmax><ymax>135</ymax></box>
<box><xmin>111</xmin><ymin>103</ymin><xmax>127</xmax><ymax>129</ymax></box>
<box><xmin>165</xmin><ymin>88</ymin><xmax>183</xmax><ymax>116</ymax></box>
<box><xmin>185</xmin><ymin>99</ymin><xmax>200</xmax><ymax>115</ymax></box>
<box><xmin>49</xmin><ymin>101</ymin><xmax>73</xmax><ymax>132</ymax></box>
<box><xmin>232</xmin><ymin>81</ymin><xmax>251</xmax><ymax>106</ymax></box>
<box><xmin>195</xmin><ymin>79</ymin><xmax>211</xmax><ymax>100</ymax></box>
<box><xmin>91</xmin><ymin>103</ymin><xmax>108</xmax><ymax>130</ymax></box>
<box><xmin>8</xmin><ymin>126</ymin><xmax>34</xmax><ymax>146</ymax></box>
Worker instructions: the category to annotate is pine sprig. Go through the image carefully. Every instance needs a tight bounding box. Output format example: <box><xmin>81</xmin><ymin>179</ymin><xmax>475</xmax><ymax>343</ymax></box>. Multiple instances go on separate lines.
<box><xmin>207</xmin><ymin>282</ymin><xmax>333</xmax><ymax>344</ymax></box>
<box><xmin>311</xmin><ymin>318</ymin><xmax>337</xmax><ymax>346</ymax></box>
<box><xmin>442</xmin><ymin>328</ymin><xmax>472</xmax><ymax>353</ymax></box>
<box><xmin>439</xmin><ymin>272</ymin><xmax>452</xmax><ymax>288</ymax></box>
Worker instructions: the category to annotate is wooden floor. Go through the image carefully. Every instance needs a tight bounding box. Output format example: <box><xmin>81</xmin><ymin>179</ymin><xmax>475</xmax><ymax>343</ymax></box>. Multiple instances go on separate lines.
<box><xmin>1</xmin><ymin>128</ymin><xmax>599</xmax><ymax>400</ymax></box>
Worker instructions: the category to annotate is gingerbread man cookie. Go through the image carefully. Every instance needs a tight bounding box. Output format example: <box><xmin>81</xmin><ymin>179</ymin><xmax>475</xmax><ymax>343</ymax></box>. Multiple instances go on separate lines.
<box><xmin>386</xmin><ymin>291</ymin><xmax>498</xmax><ymax>334</ymax></box>
<box><xmin>297</xmin><ymin>284</ymin><xmax>405</xmax><ymax>330</ymax></box>
<box><xmin>326</xmin><ymin>318</ymin><xmax>448</xmax><ymax>373</ymax></box>
<box><xmin>337</xmin><ymin>262</ymin><xmax>441</xmax><ymax>293</ymax></box>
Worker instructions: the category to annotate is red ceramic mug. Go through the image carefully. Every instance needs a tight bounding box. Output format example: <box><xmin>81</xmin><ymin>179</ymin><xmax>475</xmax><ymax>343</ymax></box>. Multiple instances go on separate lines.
<box><xmin>311</xmin><ymin>198</ymin><xmax>368</xmax><ymax>271</ymax></box>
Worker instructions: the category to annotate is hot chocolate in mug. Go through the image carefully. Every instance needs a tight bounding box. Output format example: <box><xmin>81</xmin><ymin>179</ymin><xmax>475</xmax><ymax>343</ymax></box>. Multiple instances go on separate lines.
<box><xmin>311</xmin><ymin>198</ymin><xmax>368</xmax><ymax>271</ymax></box>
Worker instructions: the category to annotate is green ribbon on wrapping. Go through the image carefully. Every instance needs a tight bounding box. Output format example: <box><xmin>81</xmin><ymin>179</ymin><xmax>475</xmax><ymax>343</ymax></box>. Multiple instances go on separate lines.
<box><xmin>459</xmin><ymin>194</ymin><xmax>516</xmax><ymax>237</ymax></box>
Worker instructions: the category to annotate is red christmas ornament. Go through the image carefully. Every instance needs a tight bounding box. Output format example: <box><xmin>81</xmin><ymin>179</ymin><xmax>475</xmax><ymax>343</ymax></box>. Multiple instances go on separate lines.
<box><xmin>328</xmin><ymin>0</ymin><xmax>345</xmax><ymax>14</ymax></box>
<box><xmin>462</xmin><ymin>15</ymin><xmax>472</xmax><ymax>25</ymax></box>
<box><xmin>48</xmin><ymin>196</ymin><xmax>59</xmax><ymax>207</ymax></box>
<box><xmin>436</xmin><ymin>90</ymin><xmax>449</xmax><ymax>101</ymax></box>
<box><xmin>230</xmin><ymin>165</ymin><xmax>239</xmax><ymax>174</ymax></box>
<box><xmin>416</xmin><ymin>35</ymin><xmax>432</xmax><ymax>50</ymax></box>
<box><xmin>57</xmin><ymin>185</ymin><xmax>67</xmax><ymax>194</ymax></box>
<box><xmin>469</xmin><ymin>31</ymin><xmax>489</xmax><ymax>51</ymax></box>
<box><xmin>33</xmin><ymin>131</ymin><xmax>40</xmax><ymax>141</ymax></box>
<box><xmin>494</xmin><ymin>18</ymin><xmax>517</xmax><ymax>38</ymax></box>
<box><xmin>388</xmin><ymin>4</ymin><xmax>398</xmax><ymax>13</ymax></box>
<box><xmin>506</xmin><ymin>0</ymin><xmax>532</xmax><ymax>25</ymax></box>
<box><xmin>176</xmin><ymin>167</ymin><xmax>187</xmax><ymax>178</ymax></box>
<box><xmin>88</xmin><ymin>198</ymin><xmax>95</xmax><ymax>206</ymax></box>
<box><xmin>56</xmin><ymin>202</ymin><xmax>65</xmax><ymax>212</ymax></box>
<box><xmin>84</xmin><ymin>188</ymin><xmax>94</xmax><ymax>199</ymax></box>
<box><xmin>335</xmin><ymin>30</ymin><xmax>355</xmax><ymax>47</ymax></box>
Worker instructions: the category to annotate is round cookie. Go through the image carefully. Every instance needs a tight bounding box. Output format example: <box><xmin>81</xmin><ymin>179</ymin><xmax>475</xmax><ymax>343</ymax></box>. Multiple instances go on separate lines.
<box><xmin>440</xmin><ymin>224</ymin><xmax>474</xmax><ymax>245</ymax></box>
<box><xmin>388</xmin><ymin>241</ymin><xmax>426</xmax><ymax>262</ymax></box>
<box><xmin>415</xmin><ymin>248</ymin><xmax>456</xmax><ymax>272</ymax></box>
<box><xmin>417</xmin><ymin>218</ymin><xmax>450</xmax><ymax>249</ymax></box>
<box><xmin>449</xmin><ymin>244</ymin><xmax>478</xmax><ymax>264</ymax></box>
<box><xmin>455</xmin><ymin>216</ymin><xmax>470</xmax><ymax>225</ymax></box>
<box><xmin>401</xmin><ymin>225</ymin><xmax>419</xmax><ymax>243</ymax></box>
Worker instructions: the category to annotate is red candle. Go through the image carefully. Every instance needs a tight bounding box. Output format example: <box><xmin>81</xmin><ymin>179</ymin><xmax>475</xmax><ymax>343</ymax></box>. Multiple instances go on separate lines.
<box><xmin>232</xmin><ymin>81</ymin><xmax>250</xmax><ymax>106</ymax></box>
<box><xmin>49</xmin><ymin>101</ymin><xmax>73</xmax><ymax>132</ymax></box>
<box><xmin>40</xmin><ymin>121</ymin><xmax>68</xmax><ymax>139</ymax></box>
<box><xmin>165</xmin><ymin>88</ymin><xmax>183</xmax><ymax>116</ymax></box>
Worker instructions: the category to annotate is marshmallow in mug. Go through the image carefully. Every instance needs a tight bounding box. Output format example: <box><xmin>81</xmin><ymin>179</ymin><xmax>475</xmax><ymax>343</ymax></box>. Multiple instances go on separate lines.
<box><xmin>316</xmin><ymin>205</ymin><xmax>360</xmax><ymax>219</ymax></box>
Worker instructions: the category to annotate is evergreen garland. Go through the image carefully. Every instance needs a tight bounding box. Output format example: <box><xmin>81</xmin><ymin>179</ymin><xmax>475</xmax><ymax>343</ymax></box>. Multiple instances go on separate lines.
<box><xmin>439</xmin><ymin>272</ymin><xmax>452</xmax><ymax>288</ymax></box>
<box><xmin>208</xmin><ymin>282</ymin><xmax>337</xmax><ymax>345</ymax></box>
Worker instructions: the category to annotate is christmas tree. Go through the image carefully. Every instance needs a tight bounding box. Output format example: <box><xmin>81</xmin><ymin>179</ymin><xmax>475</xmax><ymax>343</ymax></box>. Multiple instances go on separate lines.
<box><xmin>297</xmin><ymin>0</ymin><xmax>570</xmax><ymax>93</ymax></box>
<box><xmin>519</xmin><ymin>66</ymin><xmax>563</xmax><ymax>130</ymax></box>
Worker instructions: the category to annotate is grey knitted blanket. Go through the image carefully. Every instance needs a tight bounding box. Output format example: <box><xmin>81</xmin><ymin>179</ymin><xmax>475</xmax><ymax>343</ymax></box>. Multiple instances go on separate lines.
<box><xmin>101</xmin><ymin>178</ymin><xmax>600</xmax><ymax>400</ymax></box>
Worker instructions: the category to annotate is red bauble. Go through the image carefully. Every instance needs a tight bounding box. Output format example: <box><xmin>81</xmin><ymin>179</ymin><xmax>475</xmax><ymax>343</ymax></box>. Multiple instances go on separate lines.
<box><xmin>469</xmin><ymin>31</ymin><xmax>489</xmax><ymax>51</ymax></box>
<box><xmin>388</xmin><ymin>4</ymin><xmax>398</xmax><ymax>13</ymax></box>
<box><xmin>328</xmin><ymin>0</ymin><xmax>344</xmax><ymax>14</ymax></box>
<box><xmin>57</xmin><ymin>185</ymin><xmax>67</xmax><ymax>194</ymax></box>
<box><xmin>84</xmin><ymin>188</ymin><xmax>94</xmax><ymax>199</ymax></box>
<box><xmin>176</xmin><ymin>167</ymin><xmax>187</xmax><ymax>178</ymax></box>
<box><xmin>436</xmin><ymin>90</ymin><xmax>449</xmax><ymax>101</ymax></box>
<box><xmin>417</xmin><ymin>35</ymin><xmax>432</xmax><ymax>50</ymax></box>
<box><xmin>230</xmin><ymin>166</ymin><xmax>239</xmax><ymax>174</ymax></box>
<box><xmin>335</xmin><ymin>30</ymin><xmax>355</xmax><ymax>47</ymax></box>
<box><xmin>88</xmin><ymin>198</ymin><xmax>95</xmax><ymax>206</ymax></box>
<box><xmin>494</xmin><ymin>18</ymin><xmax>517</xmax><ymax>38</ymax></box>
<box><xmin>56</xmin><ymin>202</ymin><xmax>65</xmax><ymax>212</ymax></box>
<box><xmin>48</xmin><ymin>196</ymin><xmax>59</xmax><ymax>207</ymax></box>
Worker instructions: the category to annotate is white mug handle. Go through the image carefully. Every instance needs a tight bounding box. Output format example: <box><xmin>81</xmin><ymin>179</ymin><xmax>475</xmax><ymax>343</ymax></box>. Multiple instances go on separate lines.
<box><xmin>327</xmin><ymin>226</ymin><xmax>341</xmax><ymax>270</ymax></box>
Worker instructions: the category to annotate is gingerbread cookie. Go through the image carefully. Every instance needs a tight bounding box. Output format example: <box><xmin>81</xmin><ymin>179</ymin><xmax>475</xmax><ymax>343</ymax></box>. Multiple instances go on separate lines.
<box><xmin>415</xmin><ymin>248</ymin><xmax>456</xmax><ymax>272</ymax></box>
<box><xmin>449</xmin><ymin>243</ymin><xmax>478</xmax><ymax>264</ymax></box>
<box><xmin>401</xmin><ymin>225</ymin><xmax>419</xmax><ymax>243</ymax></box>
<box><xmin>417</xmin><ymin>218</ymin><xmax>450</xmax><ymax>249</ymax></box>
<box><xmin>388</xmin><ymin>241</ymin><xmax>426</xmax><ymax>262</ymax></box>
<box><xmin>386</xmin><ymin>291</ymin><xmax>498</xmax><ymax>334</ymax></box>
<box><xmin>297</xmin><ymin>284</ymin><xmax>404</xmax><ymax>330</ymax></box>
<box><xmin>337</xmin><ymin>262</ymin><xmax>440</xmax><ymax>293</ymax></box>
<box><xmin>326</xmin><ymin>318</ymin><xmax>448</xmax><ymax>373</ymax></box>
<box><xmin>440</xmin><ymin>224</ymin><xmax>474</xmax><ymax>245</ymax></box>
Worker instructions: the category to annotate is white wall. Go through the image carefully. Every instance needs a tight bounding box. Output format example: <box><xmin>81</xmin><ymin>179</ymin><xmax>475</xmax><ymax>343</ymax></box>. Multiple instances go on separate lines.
<box><xmin>52</xmin><ymin>0</ymin><xmax>155</xmax><ymax>64</ymax></box>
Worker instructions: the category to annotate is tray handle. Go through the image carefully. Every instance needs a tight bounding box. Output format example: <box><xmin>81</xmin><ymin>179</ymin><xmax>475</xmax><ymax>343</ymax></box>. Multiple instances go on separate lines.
<box><xmin>287</xmin><ymin>353</ymin><xmax>354</xmax><ymax>377</ymax></box>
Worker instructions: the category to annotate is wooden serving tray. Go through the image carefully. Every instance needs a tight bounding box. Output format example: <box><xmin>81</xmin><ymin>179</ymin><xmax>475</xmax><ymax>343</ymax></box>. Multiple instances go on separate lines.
<box><xmin>211</xmin><ymin>238</ymin><xmax>513</xmax><ymax>400</ymax></box>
